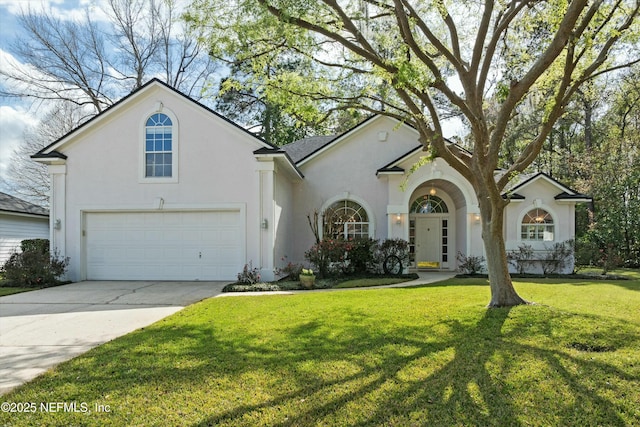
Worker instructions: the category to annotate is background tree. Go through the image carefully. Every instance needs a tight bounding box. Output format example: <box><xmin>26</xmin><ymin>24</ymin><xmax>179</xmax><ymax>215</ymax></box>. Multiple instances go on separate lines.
<box><xmin>188</xmin><ymin>0</ymin><xmax>640</xmax><ymax>307</ymax></box>
<box><xmin>572</xmin><ymin>67</ymin><xmax>640</xmax><ymax>270</ymax></box>
<box><xmin>2</xmin><ymin>102</ymin><xmax>82</xmax><ymax>206</ymax></box>
<box><xmin>0</xmin><ymin>0</ymin><xmax>218</xmax><ymax>204</ymax></box>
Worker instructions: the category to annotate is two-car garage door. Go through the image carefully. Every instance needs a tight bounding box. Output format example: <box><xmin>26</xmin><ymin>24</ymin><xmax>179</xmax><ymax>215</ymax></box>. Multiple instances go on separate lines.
<box><xmin>85</xmin><ymin>211</ymin><xmax>243</xmax><ymax>281</ymax></box>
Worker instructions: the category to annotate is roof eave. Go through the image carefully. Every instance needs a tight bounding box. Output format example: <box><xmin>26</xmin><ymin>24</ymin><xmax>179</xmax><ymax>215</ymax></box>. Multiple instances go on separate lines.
<box><xmin>0</xmin><ymin>209</ymin><xmax>49</xmax><ymax>219</ymax></box>
<box><xmin>254</xmin><ymin>149</ymin><xmax>305</xmax><ymax>179</ymax></box>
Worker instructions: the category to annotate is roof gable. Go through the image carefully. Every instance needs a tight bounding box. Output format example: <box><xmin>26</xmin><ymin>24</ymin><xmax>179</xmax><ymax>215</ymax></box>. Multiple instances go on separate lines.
<box><xmin>507</xmin><ymin>172</ymin><xmax>583</xmax><ymax>196</ymax></box>
<box><xmin>33</xmin><ymin>79</ymin><xmax>277</xmax><ymax>160</ymax></box>
<box><xmin>292</xmin><ymin>115</ymin><xmax>414</xmax><ymax>166</ymax></box>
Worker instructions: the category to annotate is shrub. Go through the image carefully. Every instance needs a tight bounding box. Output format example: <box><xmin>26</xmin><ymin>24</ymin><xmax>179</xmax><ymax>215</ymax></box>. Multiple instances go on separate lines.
<box><xmin>237</xmin><ymin>262</ymin><xmax>261</xmax><ymax>284</ymax></box>
<box><xmin>20</xmin><ymin>238</ymin><xmax>49</xmax><ymax>254</ymax></box>
<box><xmin>507</xmin><ymin>244</ymin><xmax>535</xmax><ymax>274</ymax></box>
<box><xmin>305</xmin><ymin>238</ymin><xmax>409</xmax><ymax>277</ymax></box>
<box><xmin>274</xmin><ymin>256</ymin><xmax>303</xmax><ymax>280</ymax></box>
<box><xmin>372</xmin><ymin>238</ymin><xmax>410</xmax><ymax>274</ymax></box>
<box><xmin>343</xmin><ymin>238</ymin><xmax>378</xmax><ymax>274</ymax></box>
<box><xmin>456</xmin><ymin>252</ymin><xmax>486</xmax><ymax>275</ymax></box>
<box><xmin>541</xmin><ymin>240</ymin><xmax>574</xmax><ymax>274</ymax></box>
<box><xmin>1</xmin><ymin>239</ymin><xmax>69</xmax><ymax>287</ymax></box>
<box><xmin>223</xmin><ymin>282</ymin><xmax>281</xmax><ymax>292</ymax></box>
<box><xmin>304</xmin><ymin>239</ymin><xmax>348</xmax><ymax>277</ymax></box>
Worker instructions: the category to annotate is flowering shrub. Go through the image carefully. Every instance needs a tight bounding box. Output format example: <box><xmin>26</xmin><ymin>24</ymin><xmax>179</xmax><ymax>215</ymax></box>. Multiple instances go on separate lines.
<box><xmin>275</xmin><ymin>256</ymin><xmax>303</xmax><ymax>279</ymax></box>
<box><xmin>304</xmin><ymin>238</ymin><xmax>349</xmax><ymax>277</ymax></box>
<box><xmin>305</xmin><ymin>238</ymin><xmax>409</xmax><ymax>277</ymax></box>
<box><xmin>237</xmin><ymin>262</ymin><xmax>261</xmax><ymax>284</ymax></box>
<box><xmin>371</xmin><ymin>238</ymin><xmax>410</xmax><ymax>274</ymax></box>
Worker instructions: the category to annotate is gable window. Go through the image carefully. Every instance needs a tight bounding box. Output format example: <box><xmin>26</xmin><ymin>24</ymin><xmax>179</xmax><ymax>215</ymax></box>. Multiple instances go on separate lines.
<box><xmin>145</xmin><ymin>113</ymin><xmax>173</xmax><ymax>177</ymax></box>
<box><xmin>521</xmin><ymin>208</ymin><xmax>554</xmax><ymax>241</ymax></box>
<box><xmin>323</xmin><ymin>200</ymin><xmax>370</xmax><ymax>239</ymax></box>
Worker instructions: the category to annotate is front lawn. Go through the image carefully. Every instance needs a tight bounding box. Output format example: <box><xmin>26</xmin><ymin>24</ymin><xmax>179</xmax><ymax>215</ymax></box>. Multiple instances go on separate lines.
<box><xmin>1</xmin><ymin>276</ymin><xmax>639</xmax><ymax>426</ymax></box>
<box><xmin>0</xmin><ymin>287</ymin><xmax>36</xmax><ymax>297</ymax></box>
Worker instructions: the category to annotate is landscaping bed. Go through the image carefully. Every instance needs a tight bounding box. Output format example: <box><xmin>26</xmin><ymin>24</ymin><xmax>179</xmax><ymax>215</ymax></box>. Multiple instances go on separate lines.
<box><xmin>222</xmin><ymin>273</ymin><xmax>419</xmax><ymax>292</ymax></box>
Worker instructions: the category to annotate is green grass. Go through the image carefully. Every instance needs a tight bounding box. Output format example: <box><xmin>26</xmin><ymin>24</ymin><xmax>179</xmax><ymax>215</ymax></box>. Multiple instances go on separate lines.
<box><xmin>1</xmin><ymin>276</ymin><xmax>639</xmax><ymax>426</ymax></box>
<box><xmin>0</xmin><ymin>286</ymin><xmax>36</xmax><ymax>296</ymax></box>
<box><xmin>333</xmin><ymin>277</ymin><xmax>411</xmax><ymax>288</ymax></box>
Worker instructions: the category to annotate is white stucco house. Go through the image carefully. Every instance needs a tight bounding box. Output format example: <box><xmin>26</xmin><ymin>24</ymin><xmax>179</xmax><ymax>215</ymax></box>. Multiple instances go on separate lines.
<box><xmin>0</xmin><ymin>192</ymin><xmax>49</xmax><ymax>264</ymax></box>
<box><xmin>33</xmin><ymin>79</ymin><xmax>591</xmax><ymax>282</ymax></box>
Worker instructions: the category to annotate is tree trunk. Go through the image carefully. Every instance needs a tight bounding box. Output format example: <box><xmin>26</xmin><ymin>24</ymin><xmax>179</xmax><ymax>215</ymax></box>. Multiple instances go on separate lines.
<box><xmin>480</xmin><ymin>199</ymin><xmax>528</xmax><ymax>308</ymax></box>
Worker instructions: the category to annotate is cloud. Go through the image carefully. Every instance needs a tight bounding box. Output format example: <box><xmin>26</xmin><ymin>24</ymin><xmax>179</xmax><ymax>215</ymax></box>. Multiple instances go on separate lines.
<box><xmin>0</xmin><ymin>0</ymin><xmax>111</xmax><ymax>25</ymax></box>
<box><xmin>0</xmin><ymin>105</ymin><xmax>39</xmax><ymax>189</ymax></box>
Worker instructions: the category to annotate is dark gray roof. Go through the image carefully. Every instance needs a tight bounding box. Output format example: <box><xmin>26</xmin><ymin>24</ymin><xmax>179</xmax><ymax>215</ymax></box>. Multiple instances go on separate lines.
<box><xmin>281</xmin><ymin>135</ymin><xmax>337</xmax><ymax>163</ymax></box>
<box><xmin>0</xmin><ymin>192</ymin><xmax>49</xmax><ymax>217</ymax></box>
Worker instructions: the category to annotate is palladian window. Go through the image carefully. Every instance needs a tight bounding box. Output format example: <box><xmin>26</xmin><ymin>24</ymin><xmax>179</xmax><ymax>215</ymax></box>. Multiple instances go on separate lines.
<box><xmin>521</xmin><ymin>208</ymin><xmax>554</xmax><ymax>241</ymax></box>
<box><xmin>145</xmin><ymin>113</ymin><xmax>173</xmax><ymax>177</ymax></box>
<box><xmin>323</xmin><ymin>200</ymin><xmax>370</xmax><ymax>239</ymax></box>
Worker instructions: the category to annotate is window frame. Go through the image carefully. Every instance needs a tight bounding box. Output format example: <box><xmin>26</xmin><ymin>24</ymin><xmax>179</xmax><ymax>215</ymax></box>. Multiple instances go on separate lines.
<box><xmin>140</xmin><ymin>107</ymin><xmax>179</xmax><ymax>183</ymax></box>
<box><xmin>321</xmin><ymin>198</ymin><xmax>373</xmax><ymax>240</ymax></box>
<box><xmin>520</xmin><ymin>208</ymin><xmax>555</xmax><ymax>241</ymax></box>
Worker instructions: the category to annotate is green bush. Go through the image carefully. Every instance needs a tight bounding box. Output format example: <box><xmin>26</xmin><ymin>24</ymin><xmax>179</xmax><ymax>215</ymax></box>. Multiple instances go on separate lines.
<box><xmin>1</xmin><ymin>239</ymin><xmax>69</xmax><ymax>287</ymax></box>
<box><xmin>19</xmin><ymin>238</ymin><xmax>49</xmax><ymax>254</ymax></box>
<box><xmin>372</xmin><ymin>238</ymin><xmax>410</xmax><ymax>274</ymax></box>
<box><xmin>305</xmin><ymin>238</ymin><xmax>409</xmax><ymax>277</ymax></box>
<box><xmin>456</xmin><ymin>252</ymin><xmax>486</xmax><ymax>275</ymax></box>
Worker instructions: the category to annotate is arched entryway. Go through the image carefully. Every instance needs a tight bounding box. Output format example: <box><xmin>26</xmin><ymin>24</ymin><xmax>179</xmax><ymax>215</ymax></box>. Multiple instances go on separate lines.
<box><xmin>408</xmin><ymin>181</ymin><xmax>464</xmax><ymax>271</ymax></box>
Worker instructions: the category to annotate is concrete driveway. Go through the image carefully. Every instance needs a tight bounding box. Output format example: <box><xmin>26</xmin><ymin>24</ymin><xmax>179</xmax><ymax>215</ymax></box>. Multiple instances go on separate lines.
<box><xmin>0</xmin><ymin>281</ymin><xmax>226</xmax><ymax>395</ymax></box>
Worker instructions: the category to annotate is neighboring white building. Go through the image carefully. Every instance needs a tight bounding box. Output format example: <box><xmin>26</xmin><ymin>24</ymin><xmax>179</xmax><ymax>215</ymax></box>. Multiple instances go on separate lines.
<box><xmin>0</xmin><ymin>192</ymin><xmax>49</xmax><ymax>265</ymax></box>
<box><xmin>33</xmin><ymin>79</ymin><xmax>591</xmax><ymax>282</ymax></box>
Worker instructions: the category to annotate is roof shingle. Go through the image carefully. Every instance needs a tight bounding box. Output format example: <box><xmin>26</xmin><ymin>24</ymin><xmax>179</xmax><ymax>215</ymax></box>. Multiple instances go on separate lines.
<box><xmin>0</xmin><ymin>192</ymin><xmax>49</xmax><ymax>217</ymax></box>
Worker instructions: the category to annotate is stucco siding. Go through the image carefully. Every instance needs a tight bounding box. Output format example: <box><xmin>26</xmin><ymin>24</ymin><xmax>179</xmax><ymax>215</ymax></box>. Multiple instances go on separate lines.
<box><xmin>273</xmin><ymin>165</ymin><xmax>294</xmax><ymax>272</ymax></box>
<box><xmin>290</xmin><ymin>116</ymin><xmax>421</xmax><ymax>261</ymax></box>
<box><xmin>504</xmin><ymin>178</ymin><xmax>577</xmax><ymax>273</ymax></box>
<box><xmin>56</xmin><ymin>85</ymin><xmax>266</xmax><ymax>281</ymax></box>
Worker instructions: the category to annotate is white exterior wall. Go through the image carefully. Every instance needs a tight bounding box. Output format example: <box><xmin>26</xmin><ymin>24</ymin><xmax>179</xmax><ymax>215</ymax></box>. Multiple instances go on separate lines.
<box><xmin>504</xmin><ymin>178</ymin><xmax>577</xmax><ymax>273</ymax></box>
<box><xmin>290</xmin><ymin>116</ymin><xmax>422</xmax><ymax>263</ymax></box>
<box><xmin>390</xmin><ymin>156</ymin><xmax>483</xmax><ymax>269</ymax></box>
<box><xmin>273</xmin><ymin>163</ymin><xmax>294</xmax><ymax>274</ymax></box>
<box><xmin>0</xmin><ymin>214</ymin><xmax>49</xmax><ymax>264</ymax></box>
<box><xmin>57</xmin><ymin>85</ymin><xmax>266</xmax><ymax>281</ymax></box>
<box><xmin>38</xmin><ymin>81</ymin><xmax>584</xmax><ymax>280</ymax></box>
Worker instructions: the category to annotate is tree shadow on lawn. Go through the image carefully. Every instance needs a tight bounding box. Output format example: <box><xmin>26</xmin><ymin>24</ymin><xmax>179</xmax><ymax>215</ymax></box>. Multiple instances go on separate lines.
<box><xmin>5</xmin><ymin>302</ymin><xmax>637</xmax><ymax>426</ymax></box>
<box><xmin>189</xmin><ymin>306</ymin><xmax>636</xmax><ymax>426</ymax></box>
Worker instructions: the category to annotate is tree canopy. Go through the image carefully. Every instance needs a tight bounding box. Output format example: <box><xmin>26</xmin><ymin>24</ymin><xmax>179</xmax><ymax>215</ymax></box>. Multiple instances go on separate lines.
<box><xmin>187</xmin><ymin>0</ymin><xmax>640</xmax><ymax>306</ymax></box>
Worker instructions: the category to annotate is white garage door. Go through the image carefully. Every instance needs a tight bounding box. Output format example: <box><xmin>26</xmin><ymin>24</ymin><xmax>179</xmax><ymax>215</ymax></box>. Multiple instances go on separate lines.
<box><xmin>85</xmin><ymin>211</ymin><xmax>243</xmax><ymax>281</ymax></box>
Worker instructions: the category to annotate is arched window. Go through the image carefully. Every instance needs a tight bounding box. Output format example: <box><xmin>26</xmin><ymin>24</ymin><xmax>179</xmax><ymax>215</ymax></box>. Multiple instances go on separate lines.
<box><xmin>145</xmin><ymin>113</ymin><xmax>173</xmax><ymax>177</ymax></box>
<box><xmin>521</xmin><ymin>208</ymin><xmax>554</xmax><ymax>241</ymax></box>
<box><xmin>323</xmin><ymin>200</ymin><xmax>370</xmax><ymax>239</ymax></box>
<box><xmin>410</xmin><ymin>195</ymin><xmax>448</xmax><ymax>214</ymax></box>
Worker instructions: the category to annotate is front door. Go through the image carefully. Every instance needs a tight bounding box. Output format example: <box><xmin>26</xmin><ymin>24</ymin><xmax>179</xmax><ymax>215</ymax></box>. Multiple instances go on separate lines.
<box><xmin>415</xmin><ymin>217</ymin><xmax>441</xmax><ymax>268</ymax></box>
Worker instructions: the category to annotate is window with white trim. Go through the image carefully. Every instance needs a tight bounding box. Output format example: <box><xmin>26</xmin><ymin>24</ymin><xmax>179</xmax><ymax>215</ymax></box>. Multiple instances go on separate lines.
<box><xmin>323</xmin><ymin>200</ymin><xmax>369</xmax><ymax>239</ymax></box>
<box><xmin>521</xmin><ymin>208</ymin><xmax>554</xmax><ymax>241</ymax></box>
<box><xmin>145</xmin><ymin>113</ymin><xmax>173</xmax><ymax>177</ymax></box>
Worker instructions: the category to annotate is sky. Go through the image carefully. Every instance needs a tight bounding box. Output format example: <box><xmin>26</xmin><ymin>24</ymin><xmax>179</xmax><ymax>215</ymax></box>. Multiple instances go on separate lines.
<box><xmin>0</xmin><ymin>1</ymin><xmax>110</xmax><ymax>196</ymax></box>
<box><xmin>0</xmin><ymin>0</ymin><xmax>466</xmax><ymax>200</ymax></box>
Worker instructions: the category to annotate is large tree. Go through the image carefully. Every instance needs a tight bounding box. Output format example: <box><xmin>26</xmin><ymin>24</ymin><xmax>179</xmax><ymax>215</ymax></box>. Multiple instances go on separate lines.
<box><xmin>188</xmin><ymin>0</ymin><xmax>639</xmax><ymax>306</ymax></box>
